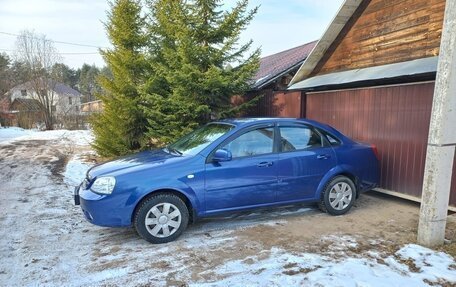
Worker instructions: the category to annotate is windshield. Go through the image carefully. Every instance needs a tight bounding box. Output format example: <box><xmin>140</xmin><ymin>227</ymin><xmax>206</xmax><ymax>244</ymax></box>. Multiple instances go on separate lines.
<box><xmin>167</xmin><ymin>123</ymin><xmax>234</xmax><ymax>156</ymax></box>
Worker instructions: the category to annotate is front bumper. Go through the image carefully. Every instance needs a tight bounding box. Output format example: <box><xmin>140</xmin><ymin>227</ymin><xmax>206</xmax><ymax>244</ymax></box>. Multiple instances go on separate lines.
<box><xmin>74</xmin><ymin>184</ymin><xmax>134</xmax><ymax>227</ymax></box>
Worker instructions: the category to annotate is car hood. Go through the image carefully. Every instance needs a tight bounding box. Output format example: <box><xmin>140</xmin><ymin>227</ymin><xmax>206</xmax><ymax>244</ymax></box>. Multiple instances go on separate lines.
<box><xmin>87</xmin><ymin>149</ymin><xmax>181</xmax><ymax>178</ymax></box>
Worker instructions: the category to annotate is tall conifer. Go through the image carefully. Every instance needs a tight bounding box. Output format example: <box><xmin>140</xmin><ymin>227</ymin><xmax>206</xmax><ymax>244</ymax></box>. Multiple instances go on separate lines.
<box><xmin>93</xmin><ymin>0</ymin><xmax>260</xmax><ymax>155</ymax></box>
<box><xmin>91</xmin><ymin>0</ymin><xmax>148</xmax><ymax>157</ymax></box>
<box><xmin>142</xmin><ymin>0</ymin><xmax>260</xmax><ymax>144</ymax></box>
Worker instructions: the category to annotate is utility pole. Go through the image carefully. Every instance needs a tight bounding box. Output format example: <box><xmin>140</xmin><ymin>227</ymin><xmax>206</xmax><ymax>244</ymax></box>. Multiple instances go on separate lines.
<box><xmin>417</xmin><ymin>0</ymin><xmax>456</xmax><ymax>247</ymax></box>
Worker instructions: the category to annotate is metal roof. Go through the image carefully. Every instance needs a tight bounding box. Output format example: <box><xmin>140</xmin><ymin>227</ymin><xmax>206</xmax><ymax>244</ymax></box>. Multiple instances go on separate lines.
<box><xmin>288</xmin><ymin>56</ymin><xmax>438</xmax><ymax>90</ymax></box>
<box><xmin>252</xmin><ymin>41</ymin><xmax>317</xmax><ymax>90</ymax></box>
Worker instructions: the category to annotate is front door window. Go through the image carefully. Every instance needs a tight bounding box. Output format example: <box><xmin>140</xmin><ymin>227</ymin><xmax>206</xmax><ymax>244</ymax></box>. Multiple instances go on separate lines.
<box><xmin>221</xmin><ymin>127</ymin><xmax>274</xmax><ymax>158</ymax></box>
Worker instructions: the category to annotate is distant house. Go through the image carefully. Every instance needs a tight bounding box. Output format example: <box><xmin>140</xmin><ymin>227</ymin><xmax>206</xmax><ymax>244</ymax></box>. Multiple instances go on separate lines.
<box><xmin>0</xmin><ymin>80</ymin><xmax>83</xmax><ymax>128</ymax></box>
<box><xmin>8</xmin><ymin>79</ymin><xmax>82</xmax><ymax>115</ymax></box>
<box><xmin>238</xmin><ymin>41</ymin><xmax>317</xmax><ymax>117</ymax></box>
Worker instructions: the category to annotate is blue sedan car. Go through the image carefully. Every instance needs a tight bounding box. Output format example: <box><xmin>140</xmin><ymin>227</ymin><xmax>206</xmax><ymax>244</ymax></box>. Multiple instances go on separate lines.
<box><xmin>75</xmin><ymin>118</ymin><xmax>379</xmax><ymax>243</ymax></box>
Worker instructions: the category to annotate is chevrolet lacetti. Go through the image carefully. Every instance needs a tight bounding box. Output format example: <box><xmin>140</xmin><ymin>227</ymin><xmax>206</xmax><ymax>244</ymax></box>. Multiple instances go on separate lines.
<box><xmin>75</xmin><ymin>118</ymin><xmax>380</xmax><ymax>243</ymax></box>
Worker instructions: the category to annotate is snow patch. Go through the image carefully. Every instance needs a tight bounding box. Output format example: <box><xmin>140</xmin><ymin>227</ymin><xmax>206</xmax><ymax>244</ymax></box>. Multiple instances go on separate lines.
<box><xmin>0</xmin><ymin>127</ymin><xmax>93</xmax><ymax>145</ymax></box>
<box><xmin>321</xmin><ymin>235</ymin><xmax>359</xmax><ymax>250</ymax></box>
<box><xmin>397</xmin><ymin>244</ymin><xmax>456</xmax><ymax>282</ymax></box>
<box><xmin>0</xmin><ymin>127</ymin><xmax>34</xmax><ymax>142</ymax></box>
<box><xmin>63</xmin><ymin>155</ymin><xmax>93</xmax><ymax>185</ymax></box>
<box><xmin>191</xmin><ymin>244</ymin><xmax>456</xmax><ymax>287</ymax></box>
<box><xmin>255</xmin><ymin>74</ymin><xmax>271</xmax><ymax>84</ymax></box>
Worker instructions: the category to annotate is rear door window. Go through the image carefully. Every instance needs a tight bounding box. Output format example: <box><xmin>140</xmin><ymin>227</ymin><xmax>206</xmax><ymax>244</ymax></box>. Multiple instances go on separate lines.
<box><xmin>279</xmin><ymin>126</ymin><xmax>323</xmax><ymax>152</ymax></box>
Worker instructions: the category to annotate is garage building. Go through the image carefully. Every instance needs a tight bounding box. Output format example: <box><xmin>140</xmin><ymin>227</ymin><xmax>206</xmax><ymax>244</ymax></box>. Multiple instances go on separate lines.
<box><xmin>285</xmin><ymin>0</ymin><xmax>456</xmax><ymax>208</ymax></box>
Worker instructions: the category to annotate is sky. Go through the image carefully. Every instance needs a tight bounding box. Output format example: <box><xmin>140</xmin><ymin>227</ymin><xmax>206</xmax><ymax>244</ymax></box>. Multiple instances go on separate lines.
<box><xmin>0</xmin><ymin>0</ymin><xmax>344</xmax><ymax>69</ymax></box>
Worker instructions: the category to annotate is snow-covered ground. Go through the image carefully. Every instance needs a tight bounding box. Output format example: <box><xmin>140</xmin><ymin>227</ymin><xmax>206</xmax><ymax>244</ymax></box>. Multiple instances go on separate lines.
<box><xmin>192</xmin><ymin>244</ymin><xmax>456</xmax><ymax>287</ymax></box>
<box><xmin>0</xmin><ymin>126</ymin><xmax>93</xmax><ymax>145</ymax></box>
<box><xmin>0</xmin><ymin>127</ymin><xmax>34</xmax><ymax>142</ymax></box>
<box><xmin>0</xmin><ymin>127</ymin><xmax>455</xmax><ymax>286</ymax></box>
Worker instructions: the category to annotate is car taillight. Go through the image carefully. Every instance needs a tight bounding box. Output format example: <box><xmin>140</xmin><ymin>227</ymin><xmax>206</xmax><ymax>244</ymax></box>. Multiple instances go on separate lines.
<box><xmin>371</xmin><ymin>144</ymin><xmax>379</xmax><ymax>160</ymax></box>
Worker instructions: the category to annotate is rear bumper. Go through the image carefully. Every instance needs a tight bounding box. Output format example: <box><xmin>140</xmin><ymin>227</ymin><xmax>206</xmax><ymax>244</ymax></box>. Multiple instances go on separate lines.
<box><xmin>75</xmin><ymin>185</ymin><xmax>134</xmax><ymax>227</ymax></box>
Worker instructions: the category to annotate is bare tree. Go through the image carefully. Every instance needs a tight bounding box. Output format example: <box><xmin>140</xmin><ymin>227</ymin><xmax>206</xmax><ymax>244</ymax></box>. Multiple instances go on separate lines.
<box><xmin>14</xmin><ymin>30</ymin><xmax>62</xmax><ymax>130</ymax></box>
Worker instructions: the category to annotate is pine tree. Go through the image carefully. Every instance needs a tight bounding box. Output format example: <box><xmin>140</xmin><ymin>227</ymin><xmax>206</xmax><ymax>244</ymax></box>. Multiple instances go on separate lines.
<box><xmin>91</xmin><ymin>0</ymin><xmax>149</xmax><ymax>157</ymax></box>
<box><xmin>141</xmin><ymin>0</ymin><xmax>260</xmax><ymax>145</ymax></box>
<box><xmin>77</xmin><ymin>64</ymin><xmax>102</xmax><ymax>102</ymax></box>
<box><xmin>0</xmin><ymin>53</ymin><xmax>11</xmax><ymax>96</ymax></box>
<box><xmin>51</xmin><ymin>63</ymin><xmax>78</xmax><ymax>89</ymax></box>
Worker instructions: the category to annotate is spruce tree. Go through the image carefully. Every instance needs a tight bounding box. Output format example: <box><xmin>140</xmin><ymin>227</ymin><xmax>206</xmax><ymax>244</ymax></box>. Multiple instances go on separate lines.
<box><xmin>141</xmin><ymin>0</ymin><xmax>260</xmax><ymax>145</ymax></box>
<box><xmin>91</xmin><ymin>0</ymin><xmax>149</xmax><ymax>157</ymax></box>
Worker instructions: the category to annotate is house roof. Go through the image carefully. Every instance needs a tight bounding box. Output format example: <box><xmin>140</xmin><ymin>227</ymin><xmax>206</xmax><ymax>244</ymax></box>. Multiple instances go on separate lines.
<box><xmin>53</xmin><ymin>82</ymin><xmax>82</xmax><ymax>97</ymax></box>
<box><xmin>288</xmin><ymin>56</ymin><xmax>438</xmax><ymax>91</ymax></box>
<box><xmin>11</xmin><ymin>98</ymin><xmax>42</xmax><ymax>111</ymax></box>
<box><xmin>289</xmin><ymin>0</ymin><xmax>364</xmax><ymax>86</ymax></box>
<box><xmin>10</xmin><ymin>79</ymin><xmax>82</xmax><ymax>97</ymax></box>
<box><xmin>252</xmin><ymin>40</ymin><xmax>317</xmax><ymax>90</ymax></box>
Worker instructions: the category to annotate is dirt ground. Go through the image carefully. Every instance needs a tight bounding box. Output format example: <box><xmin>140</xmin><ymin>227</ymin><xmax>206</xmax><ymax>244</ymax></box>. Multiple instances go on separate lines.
<box><xmin>0</xmin><ymin>135</ymin><xmax>455</xmax><ymax>286</ymax></box>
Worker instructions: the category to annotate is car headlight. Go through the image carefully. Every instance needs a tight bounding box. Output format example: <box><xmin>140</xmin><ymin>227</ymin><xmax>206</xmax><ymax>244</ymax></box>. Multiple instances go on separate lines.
<box><xmin>90</xmin><ymin>176</ymin><xmax>116</xmax><ymax>195</ymax></box>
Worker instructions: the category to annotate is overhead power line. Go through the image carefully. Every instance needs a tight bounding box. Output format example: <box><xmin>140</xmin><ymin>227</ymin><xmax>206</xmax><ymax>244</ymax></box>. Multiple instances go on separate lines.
<box><xmin>0</xmin><ymin>31</ymin><xmax>108</xmax><ymax>49</ymax></box>
<box><xmin>0</xmin><ymin>48</ymin><xmax>100</xmax><ymax>55</ymax></box>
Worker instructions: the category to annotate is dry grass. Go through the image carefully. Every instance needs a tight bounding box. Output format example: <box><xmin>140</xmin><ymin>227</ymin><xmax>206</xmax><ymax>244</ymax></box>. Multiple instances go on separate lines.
<box><xmin>439</xmin><ymin>242</ymin><xmax>456</xmax><ymax>258</ymax></box>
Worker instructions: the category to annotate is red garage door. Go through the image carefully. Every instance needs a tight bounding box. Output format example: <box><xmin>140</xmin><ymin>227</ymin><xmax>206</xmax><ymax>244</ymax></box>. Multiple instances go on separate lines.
<box><xmin>306</xmin><ymin>81</ymin><xmax>456</xmax><ymax>208</ymax></box>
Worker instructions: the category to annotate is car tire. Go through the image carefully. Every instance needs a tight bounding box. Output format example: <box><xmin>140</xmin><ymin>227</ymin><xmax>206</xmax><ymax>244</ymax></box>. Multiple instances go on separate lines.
<box><xmin>318</xmin><ymin>176</ymin><xmax>356</xmax><ymax>216</ymax></box>
<box><xmin>134</xmin><ymin>193</ymin><xmax>189</xmax><ymax>244</ymax></box>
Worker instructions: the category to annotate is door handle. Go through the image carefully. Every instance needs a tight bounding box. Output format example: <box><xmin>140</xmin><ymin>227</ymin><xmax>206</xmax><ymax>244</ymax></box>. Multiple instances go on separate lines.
<box><xmin>257</xmin><ymin>161</ymin><xmax>273</xmax><ymax>167</ymax></box>
<box><xmin>317</xmin><ymin>154</ymin><xmax>330</xmax><ymax>160</ymax></box>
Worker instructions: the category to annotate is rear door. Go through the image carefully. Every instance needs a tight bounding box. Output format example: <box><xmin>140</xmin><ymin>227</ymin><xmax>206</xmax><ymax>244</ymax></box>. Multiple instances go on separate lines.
<box><xmin>276</xmin><ymin>123</ymin><xmax>337</xmax><ymax>202</ymax></box>
<box><xmin>204</xmin><ymin>124</ymin><xmax>278</xmax><ymax>212</ymax></box>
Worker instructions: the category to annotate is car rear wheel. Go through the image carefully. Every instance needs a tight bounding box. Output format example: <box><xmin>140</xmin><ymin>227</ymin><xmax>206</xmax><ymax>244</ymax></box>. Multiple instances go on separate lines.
<box><xmin>134</xmin><ymin>193</ymin><xmax>189</xmax><ymax>244</ymax></box>
<box><xmin>319</xmin><ymin>176</ymin><xmax>356</xmax><ymax>215</ymax></box>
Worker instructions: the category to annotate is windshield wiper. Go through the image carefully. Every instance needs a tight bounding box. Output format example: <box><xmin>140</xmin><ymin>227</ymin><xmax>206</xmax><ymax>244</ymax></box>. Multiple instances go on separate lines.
<box><xmin>165</xmin><ymin>146</ymin><xmax>182</xmax><ymax>155</ymax></box>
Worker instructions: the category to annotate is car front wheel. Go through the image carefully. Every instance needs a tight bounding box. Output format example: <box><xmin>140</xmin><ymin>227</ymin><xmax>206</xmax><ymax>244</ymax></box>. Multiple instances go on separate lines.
<box><xmin>134</xmin><ymin>193</ymin><xmax>189</xmax><ymax>244</ymax></box>
<box><xmin>319</xmin><ymin>176</ymin><xmax>356</xmax><ymax>215</ymax></box>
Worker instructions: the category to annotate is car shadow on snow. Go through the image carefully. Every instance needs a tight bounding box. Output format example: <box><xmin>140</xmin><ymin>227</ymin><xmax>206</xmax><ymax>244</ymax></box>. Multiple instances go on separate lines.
<box><xmin>184</xmin><ymin>203</ymin><xmax>319</xmax><ymax>237</ymax></box>
<box><xmin>85</xmin><ymin>203</ymin><xmax>319</xmax><ymax>246</ymax></box>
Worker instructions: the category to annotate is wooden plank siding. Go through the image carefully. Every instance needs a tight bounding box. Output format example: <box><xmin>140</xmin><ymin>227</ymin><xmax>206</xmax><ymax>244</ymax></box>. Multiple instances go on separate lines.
<box><xmin>306</xmin><ymin>82</ymin><xmax>456</xmax><ymax>207</ymax></box>
<box><xmin>311</xmin><ymin>0</ymin><xmax>445</xmax><ymax>76</ymax></box>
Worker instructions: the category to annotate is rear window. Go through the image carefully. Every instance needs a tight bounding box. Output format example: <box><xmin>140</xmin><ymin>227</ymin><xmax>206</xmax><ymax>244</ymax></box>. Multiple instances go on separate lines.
<box><xmin>320</xmin><ymin>129</ymin><xmax>342</xmax><ymax>146</ymax></box>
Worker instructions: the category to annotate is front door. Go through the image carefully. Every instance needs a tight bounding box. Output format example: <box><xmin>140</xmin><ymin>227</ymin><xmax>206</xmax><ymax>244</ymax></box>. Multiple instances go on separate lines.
<box><xmin>204</xmin><ymin>126</ymin><xmax>278</xmax><ymax>213</ymax></box>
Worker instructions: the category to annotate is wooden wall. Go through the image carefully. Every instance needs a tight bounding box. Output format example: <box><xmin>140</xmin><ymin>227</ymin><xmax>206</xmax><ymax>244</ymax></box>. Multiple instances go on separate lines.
<box><xmin>312</xmin><ymin>0</ymin><xmax>446</xmax><ymax>75</ymax></box>
<box><xmin>80</xmin><ymin>100</ymin><xmax>103</xmax><ymax>114</ymax></box>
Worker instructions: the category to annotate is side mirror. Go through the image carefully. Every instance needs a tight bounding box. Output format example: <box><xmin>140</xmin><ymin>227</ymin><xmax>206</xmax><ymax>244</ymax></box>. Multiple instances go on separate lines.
<box><xmin>213</xmin><ymin>149</ymin><xmax>232</xmax><ymax>162</ymax></box>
